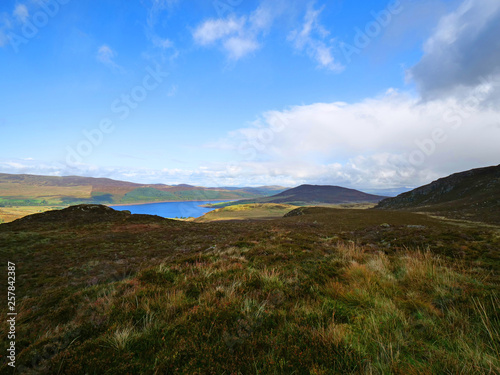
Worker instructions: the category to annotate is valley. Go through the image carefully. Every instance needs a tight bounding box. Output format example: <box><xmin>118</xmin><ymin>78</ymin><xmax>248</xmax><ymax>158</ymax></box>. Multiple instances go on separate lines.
<box><xmin>1</xmin><ymin>165</ymin><xmax>499</xmax><ymax>374</ymax></box>
<box><xmin>0</xmin><ymin>173</ymin><xmax>286</xmax><ymax>223</ymax></box>
<box><xmin>3</xmin><ymin>1</ymin><xmax>499</xmax><ymax>373</ymax></box>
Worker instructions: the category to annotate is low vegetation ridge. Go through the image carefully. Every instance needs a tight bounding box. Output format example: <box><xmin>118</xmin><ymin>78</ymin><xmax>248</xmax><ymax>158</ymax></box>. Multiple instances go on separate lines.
<box><xmin>376</xmin><ymin>164</ymin><xmax>500</xmax><ymax>224</ymax></box>
<box><xmin>194</xmin><ymin>203</ymin><xmax>299</xmax><ymax>222</ymax></box>
<box><xmin>0</xmin><ymin>205</ymin><xmax>498</xmax><ymax>373</ymax></box>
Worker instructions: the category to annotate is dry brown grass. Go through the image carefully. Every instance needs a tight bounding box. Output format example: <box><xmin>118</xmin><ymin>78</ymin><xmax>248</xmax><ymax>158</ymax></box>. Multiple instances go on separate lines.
<box><xmin>1</xmin><ymin>205</ymin><xmax>498</xmax><ymax>374</ymax></box>
<box><xmin>0</xmin><ymin>206</ymin><xmax>64</xmax><ymax>223</ymax></box>
<box><xmin>0</xmin><ymin>182</ymin><xmax>91</xmax><ymax>198</ymax></box>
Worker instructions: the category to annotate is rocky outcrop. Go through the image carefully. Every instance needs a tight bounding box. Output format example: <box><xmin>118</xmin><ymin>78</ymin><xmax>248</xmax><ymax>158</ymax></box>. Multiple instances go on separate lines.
<box><xmin>375</xmin><ymin>164</ymin><xmax>500</xmax><ymax>224</ymax></box>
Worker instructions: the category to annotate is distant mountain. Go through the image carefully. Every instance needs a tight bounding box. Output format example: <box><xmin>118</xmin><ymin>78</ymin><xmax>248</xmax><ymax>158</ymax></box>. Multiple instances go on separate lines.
<box><xmin>375</xmin><ymin>164</ymin><xmax>500</xmax><ymax>224</ymax></box>
<box><xmin>230</xmin><ymin>186</ymin><xmax>288</xmax><ymax>196</ymax></box>
<box><xmin>0</xmin><ymin>173</ymin><xmax>279</xmax><ymax>207</ymax></box>
<box><xmin>267</xmin><ymin>185</ymin><xmax>387</xmax><ymax>204</ymax></box>
<box><xmin>211</xmin><ymin>184</ymin><xmax>386</xmax><ymax>208</ymax></box>
<box><xmin>361</xmin><ymin>187</ymin><xmax>414</xmax><ymax>197</ymax></box>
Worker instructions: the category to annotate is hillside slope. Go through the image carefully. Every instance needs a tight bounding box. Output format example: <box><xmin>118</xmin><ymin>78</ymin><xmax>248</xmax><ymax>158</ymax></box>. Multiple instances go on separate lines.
<box><xmin>1</xmin><ymin>206</ymin><xmax>498</xmax><ymax>373</ymax></box>
<box><xmin>0</xmin><ymin>173</ymin><xmax>282</xmax><ymax>207</ymax></box>
<box><xmin>375</xmin><ymin>164</ymin><xmax>500</xmax><ymax>224</ymax></box>
<box><xmin>213</xmin><ymin>185</ymin><xmax>386</xmax><ymax>208</ymax></box>
<box><xmin>268</xmin><ymin>185</ymin><xmax>386</xmax><ymax>204</ymax></box>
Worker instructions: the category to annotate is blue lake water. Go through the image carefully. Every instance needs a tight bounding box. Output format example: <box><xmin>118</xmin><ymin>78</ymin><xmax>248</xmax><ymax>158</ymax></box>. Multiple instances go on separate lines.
<box><xmin>109</xmin><ymin>200</ymin><xmax>231</xmax><ymax>219</ymax></box>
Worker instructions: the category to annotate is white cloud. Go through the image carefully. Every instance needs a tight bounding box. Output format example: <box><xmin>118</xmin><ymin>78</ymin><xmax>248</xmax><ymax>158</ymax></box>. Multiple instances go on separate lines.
<box><xmin>202</xmin><ymin>0</ymin><xmax>500</xmax><ymax>188</ymax></box>
<box><xmin>3</xmin><ymin>0</ymin><xmax>499</xmax><ymax>190</ymax></box>
<box><xmin>0</xmin><ymin>159</ymin><xmax>66</xmax><ymax>177</ymax></box>
<box><xmin>409</xmin><ymin>0</ymin><xmax>500</xmax><ymax>100</ymax></box>
<box><xmin>192</xmin><ymin>16</ymin><xmax>260</xmax><ymax>60</ymax></box>
<box><xmin>288</xmin><ymin>4</ymin><xmax>343</xmax><ymax>72</ymax></box>
<box><xmin>3</xmin><ymin>77</ymin><xmax>499</xmax><ymax>191</ymax></box>
<box><xmin>0</xmin><ymin>158</ymin><xmax>253</xmax><ymax>187</ymax></box>
<box><xmin>13</xmin><ymin>4</ymin><xmax>29</xmax><ymax>24</ymax></box>
<box><xmin>214</xmin><ymin>87</ymin><xmax>500</xmax><ymax>188</ymax></box>
<box><xmin>223</xmin><ymin>36</ymin><xmax>260</xmax><ymax>60</ymax></box>
<box><xmin>193</xmin><ymin>17</ymin><xmax>245</xmax><ymax>46</ymax></box>
<box><xmin>96</xmin><ymin>45</ymin><xmax>124</xmax><ymax>73</ymax></box>
<box><xmin>192</xmin><ymin>2</ymin><xmax>283</xmax><ymax>61</ymax></box>
<box><xmin>191</xmin><ymin>1</ymin><xmax>342</xmax><ymax>68</ymax></box>
<box><xmin>249</xmin><ymin>3</ymin><xmax>276</xmax><ymax>31</ymax></box>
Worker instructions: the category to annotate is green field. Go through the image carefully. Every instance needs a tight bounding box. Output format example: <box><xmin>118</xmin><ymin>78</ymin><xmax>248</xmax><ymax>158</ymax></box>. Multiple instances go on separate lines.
<box><xmin>195</xmin><ymin>203</ymin><xmax>299</xmax><ymax>222</ymax></box>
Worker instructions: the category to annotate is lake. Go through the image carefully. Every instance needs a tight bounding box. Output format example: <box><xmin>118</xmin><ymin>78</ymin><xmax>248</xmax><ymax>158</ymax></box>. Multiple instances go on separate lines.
<box><xmin>109</xmin><ymin>200</ymin><xmax>231</xmax><ymax>219</ymax></box>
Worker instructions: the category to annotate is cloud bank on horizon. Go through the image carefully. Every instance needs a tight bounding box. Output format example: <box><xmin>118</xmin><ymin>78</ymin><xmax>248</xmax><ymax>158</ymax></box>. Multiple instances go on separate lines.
<box><xmin>0</xmin><ymin>0</ymin><xmax>499</xmax><ymax>189</ymax></box>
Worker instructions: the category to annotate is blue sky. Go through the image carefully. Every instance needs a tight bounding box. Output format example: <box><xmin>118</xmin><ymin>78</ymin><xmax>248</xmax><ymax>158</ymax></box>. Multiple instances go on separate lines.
<box><xmin>1</xmin><ymin>0</ymin><xmax>499</xmax><ymax>188</ymax></box>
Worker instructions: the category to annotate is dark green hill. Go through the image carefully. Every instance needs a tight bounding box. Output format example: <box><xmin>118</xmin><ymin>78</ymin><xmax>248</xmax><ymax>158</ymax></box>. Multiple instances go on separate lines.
<box><xmin>212</xmin><ymin>184</ymin><xmax>386</xmax><ymax>208</ymax></box>
<box><xmin>268</xmin><ymin>184</ymin><xmax>386</xmax><ymax>204</ymax></box>
<box><xmin>375</xmin><ymin>164</ymin><xmax>500</xmax><ymax>224</ymax></box>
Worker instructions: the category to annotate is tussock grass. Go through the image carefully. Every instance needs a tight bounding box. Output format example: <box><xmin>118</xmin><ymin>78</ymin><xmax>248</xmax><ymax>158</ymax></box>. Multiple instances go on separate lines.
<box><xmin>105</xmin><ymin>326</ymin><xmax>135</xmax><ymax>351</ymax></box>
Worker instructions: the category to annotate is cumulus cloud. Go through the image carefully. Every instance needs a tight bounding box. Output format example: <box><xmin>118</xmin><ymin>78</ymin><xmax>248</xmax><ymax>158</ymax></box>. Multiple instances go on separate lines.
<box><xmin>203</xmin><ymin>0</ymin><xmax>496</xmax><ymax>188</ymax></box>
<box><xmin>4</xmin><ymin>0</ymin><xmax>498</xmax><ymax>190</ymax></box>
<box><xmin>214</xmin><ymin>88</ymin><xmax>500</xmax><ymax>188</ymax></box>
<box><xmin>192</xmin><ymin>16</ymin><xmax>259</xmax><ymax>60</ymax></box>
<box><xmin>288</xmin><ymin>4</ymin><xmax>343</xmax><ymax>72</ymax></box>
<box><xmin>192</xmin><ymin>2</ymin><xmax>282</xmax><ymax>60</ymax></box>
<box><xmin>3</xmin><ymin>79</ymin><xmax>499</xmax><ymax>189</ymax></box>
<box><xmin>223</xmin><ymin>36</ymin><xmax>260</xmax><ymax>60</ymax></box>
<box><xmin>193</xmin><ymin>17</ymin><xmax>246</xmax><ymax>46</ymax></box>
<box><xmin>0</xmin><ymin>158</ymin><xmax>263</xmax><ymax>187</ymax></box>
<box><xmin>19</xmin><ymin>95</ymin><xmax>497</xmax><ymax>189</ymax></box>
<box><xmin>206</xmin><ymin>0</ymin><xmax>500</xmax><ymax>188</ymax></box>
<box><xmin>192</xmin><ymin>0</ymin><xmax>343</xmax><ymax>68</ymax></box>
<box><xmin>409</xmin><ymin>0</ymin><xmax>500</xmax><ymax>101</ymax></box>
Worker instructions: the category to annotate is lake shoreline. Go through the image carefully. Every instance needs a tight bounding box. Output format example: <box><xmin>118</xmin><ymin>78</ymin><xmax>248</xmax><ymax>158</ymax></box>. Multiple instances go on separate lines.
<box><xmin>107</xmin><ymin>199</ymin><xmax>234</xmax><ymax>207</ymax></box>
